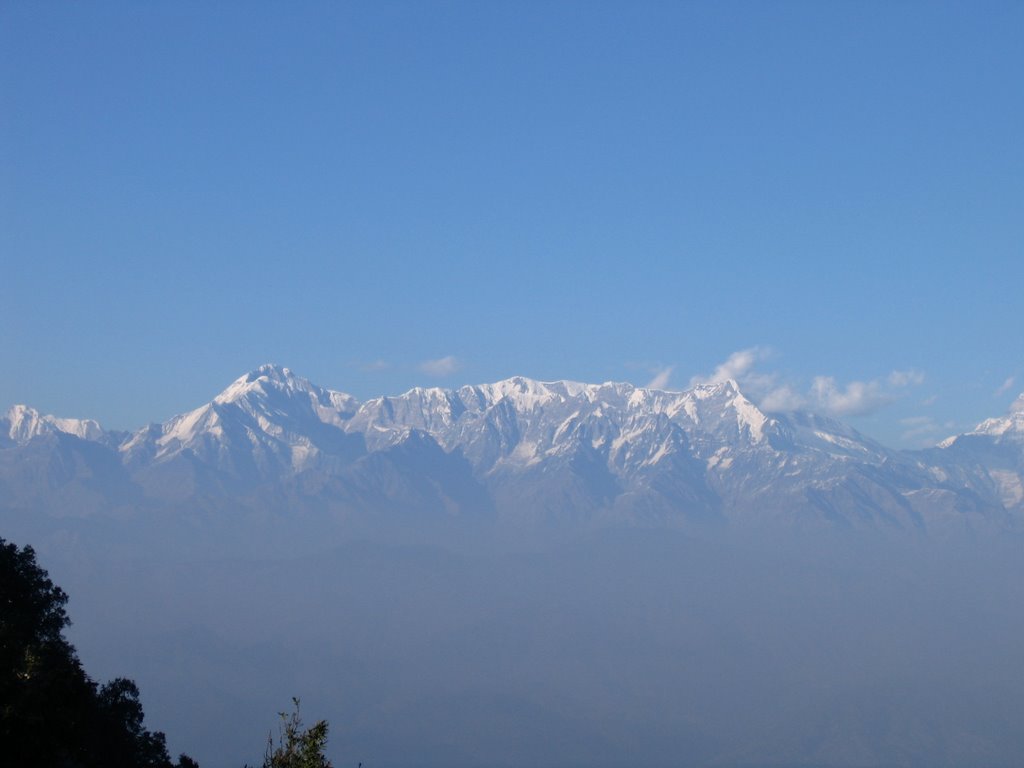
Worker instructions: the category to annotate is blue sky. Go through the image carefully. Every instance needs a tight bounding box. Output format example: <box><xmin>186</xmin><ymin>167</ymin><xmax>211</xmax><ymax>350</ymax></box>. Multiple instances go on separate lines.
<box><xmin>2</xmin><ymin>1</ymin><xmax>1022</xmax><ymax>447</ymax></box>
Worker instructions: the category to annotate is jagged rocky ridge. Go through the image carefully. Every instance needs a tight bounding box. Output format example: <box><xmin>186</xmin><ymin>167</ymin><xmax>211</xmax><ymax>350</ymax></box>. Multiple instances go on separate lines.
<box><xmin>3</xmin><ymin>365</ymin><xmax>1023</xmax><ymax>532</ymax></box>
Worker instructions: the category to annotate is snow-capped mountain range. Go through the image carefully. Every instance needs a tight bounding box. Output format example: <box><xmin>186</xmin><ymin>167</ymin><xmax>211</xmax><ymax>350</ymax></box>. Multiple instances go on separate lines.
<box><xmin>3</xmin><ymin>364</ymin><xmax>1023</xmax><ymax>532</ymax></box>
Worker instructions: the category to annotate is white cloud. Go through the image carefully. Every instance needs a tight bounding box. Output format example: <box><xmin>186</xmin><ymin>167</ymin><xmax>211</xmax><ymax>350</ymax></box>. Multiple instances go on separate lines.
<box><xmin>687</xmin><ymin>347</ymin><xmax>924</xmax><ymax>418</ymax></box>
<box><xmin>689</xmin><ymin>347</ymin><xmax>766</xmax><ymax>387</ymax></box>
<box><xmin>888</xmin><ymin>369</ymin><xmax>925</xmax><ymax>388</ymax></box>
<box><xmin>419</xmin><ymin>355</ymin><xmax>461</xmax><ymax>377</ymax></box>
<box><xmin>995</xmin><ymin>376</ymin><xmax>1016</xmax><ymax>397</ymax></box>
<box><xmin>759</xmin><ymin>385</ymin><xmax>806</xmax><ymax>412</ymax></box>
<box><xmin>810</xmin><ymin>376</ymin><xmax>893</xmax><ymax>417</ymax></box>
<box><xmin>358</xmin><ymin>359</ymin><xmax>390</xmax><ymax>372</ymax></box>
<box><xmin>807</xmin><ymin>370</ymin><xmax>923</xmax><ymax>418</ymax></box>
<box><xmin>646</xmin><ymin>366</ymin><xmax>674</xmax><ymax>390</ymax></box>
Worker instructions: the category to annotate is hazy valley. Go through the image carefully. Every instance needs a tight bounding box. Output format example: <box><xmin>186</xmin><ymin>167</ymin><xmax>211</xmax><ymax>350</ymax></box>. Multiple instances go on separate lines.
<box><xmin>4</xmin><ymin>366</ymin><xmax>1024</xmax><ymax>766</ymax></box>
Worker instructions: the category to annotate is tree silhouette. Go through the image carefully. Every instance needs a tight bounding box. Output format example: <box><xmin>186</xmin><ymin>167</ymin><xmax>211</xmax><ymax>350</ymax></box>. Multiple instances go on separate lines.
<box><xmin>261</xmin><ymin>698</ymin><xmax>332</xmax><ymax>768</ymax></box>
<box><xmin>0</xmin><ymin>537</ymin><xmax>196</xmax><ymax>767</ymax></box>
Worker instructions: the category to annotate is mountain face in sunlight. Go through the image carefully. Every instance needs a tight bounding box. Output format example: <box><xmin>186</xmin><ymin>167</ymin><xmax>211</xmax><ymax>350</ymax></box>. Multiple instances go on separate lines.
<box><xmin>3</xmin><ymin>364</ymin><xmax>1022</xmax><ymax>537</ymax></box>
<box><xmin>6</xmin><ymin>368</ymin><xmax>1024</xmax><ymax>768</ymax></box>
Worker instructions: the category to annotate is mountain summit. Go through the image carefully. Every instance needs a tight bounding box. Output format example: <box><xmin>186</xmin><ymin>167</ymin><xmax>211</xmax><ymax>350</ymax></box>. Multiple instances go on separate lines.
<box><xmin>2</xmin><ymin>366</ymin><xmax>1023</xmax><ymax>532</ymax></box>
<box><xmin>2</xmin><ymin>404</ymin><xmax>105</xmax><ymax>446</ymax></box>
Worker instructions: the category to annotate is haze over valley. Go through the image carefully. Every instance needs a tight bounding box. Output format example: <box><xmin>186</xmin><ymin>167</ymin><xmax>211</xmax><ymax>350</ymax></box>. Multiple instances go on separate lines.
<box><xmin>4</xmin><ymin>364</ymin><xmax>1024</xmax><ymax>765</ymax></box>
<box><xmin>4</xmin><ymin>2</ymin><xmax>1023</xmax><ymax>766</ymax></box>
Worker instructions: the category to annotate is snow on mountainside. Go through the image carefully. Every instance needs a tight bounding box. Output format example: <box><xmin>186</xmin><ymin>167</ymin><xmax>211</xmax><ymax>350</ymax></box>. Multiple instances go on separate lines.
<box><xmin>350</xmin><ymin>376</ymin><xmax>769</xmax><ymax>462</ymax></box>
<box><xmin>2</xmin><ymin>404</ymin><xmax>105</xmax><ymax>444</ymax></box>
<box><xmin>119</xmin><ymin>364</ymin><xmax>363</xmax><ymax>479</ymax></box>
<box><xmin>941</xmin><ymin>393</ymin><xmax>1024</xmax><ymax>445</ymax></box>
<box><xmin>923</xmin><ymin>393</ymin><xmax>1024</xmax><ymax>514</ymax></box>
<box><xmin>2</xmin><ymin>365</ymin><xmax>1023</xmax><ymax>531</ymax></box>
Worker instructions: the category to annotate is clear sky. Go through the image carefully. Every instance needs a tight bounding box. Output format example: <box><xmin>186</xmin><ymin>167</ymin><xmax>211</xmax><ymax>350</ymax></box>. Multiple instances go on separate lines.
<box><xmin>2</xmin><ymin>1</ymin><xmax>1022</xmax><ymax>447</ymax></box>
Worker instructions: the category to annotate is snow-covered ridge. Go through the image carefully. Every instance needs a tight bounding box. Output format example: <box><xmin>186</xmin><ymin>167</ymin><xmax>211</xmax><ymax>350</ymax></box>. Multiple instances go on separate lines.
<box><xmin>0</xmin><ymin>366</ymin><xmax>906</xmax><ymax>462</ymax></box>
<box><xmin>3</xmin><ymin>404</ymin><xmax>104</xmax><ymax>444</ymax></box>
<box><xmin>216</xmin><ymin>363</ymin><xmax>314</xmax><ymax>403</ymax></box>
<box><xmin>5</xmin><ymin>364</ymin><xmax>1024</xmax><ymax>527</ymax></box>
<box><xmin>9</xmin><ymin>365</ymin><xmax>1024</xmax><ymax>458</ymax></box>
<box><xmin>101</xmin><ymin>365</ymin><xmax>791</xmax><ymax>478</ymax></box>
<box><xmin>939</xmin><ymin>393</ymin><xmax>1024</xmax><ymax>447</ymax></box>
<box><xmin>116</xmin><ymin>364</ymin><xmax>366</xmax><ymax>472</ymax></box>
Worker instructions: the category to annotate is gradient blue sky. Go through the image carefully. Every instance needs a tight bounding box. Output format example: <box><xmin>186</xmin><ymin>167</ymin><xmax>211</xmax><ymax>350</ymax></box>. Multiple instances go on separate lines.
<box><xmin>2</xmin><ymin>1</ymin><xmax>1022</xmax><ymax>447</ymax></box>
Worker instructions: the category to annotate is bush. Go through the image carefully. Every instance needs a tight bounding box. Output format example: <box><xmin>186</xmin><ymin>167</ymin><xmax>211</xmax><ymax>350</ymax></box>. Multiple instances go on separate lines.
<box><xmin>261</xmin><ymin>698</ymin><xmax>332</xmax><ymax>768</ymax></box>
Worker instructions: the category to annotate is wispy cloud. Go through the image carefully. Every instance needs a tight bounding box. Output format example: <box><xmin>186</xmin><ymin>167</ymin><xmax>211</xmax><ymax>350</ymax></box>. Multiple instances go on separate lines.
<box><xmin>995</xmin><ymin>376</ymin><xmax>1016</xmax><ymax>397</ymax></box>
<box><xmin>358</xmin><ymin>359</ymin><xmax>390</xmax><ymax>372</ymax></box>
<box><xmin>810</xmin><ymin>376</ymin><xmax>893</xmax><ymax>418</ymax></box>
<box><xmin>419</xmin><ymin>355</ymin><xmax>461</xmax><ymax>377</ymax></box>
<box><xmin>808</xmin><ymin>370</ymin><xmax>924</xmax><ymax>418</ymax></box>
<box><xmin>689</xmin><ymin>347</ymin><xmax>767</xmax><ymax>387</ymax></box>
<box><xmin>899</xmin><ymin>415</ymin><xmax>957</xmax><ymax>447</ymax></box>
<box><xmin>646</xmin><ymin>366</ymin><xmax>674</xmax><ymax>390</ymax></box>
<box><xmin>758</xmin><ymin>384</ymin><xmax>806</xmax><ymax>412</ymax></box>
<box><xmin>688</xmin><ymin>348</ymin><xmax>925</xmax><ymax>418</ymax></box>
<box><xmin>888</xmin><ymin>369</ymin><xmax>926</xmax><ymax>388</ymax></box>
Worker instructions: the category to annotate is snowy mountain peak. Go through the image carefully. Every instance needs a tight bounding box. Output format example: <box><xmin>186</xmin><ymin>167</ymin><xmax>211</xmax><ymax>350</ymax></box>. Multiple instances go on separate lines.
<box><xmin>7</xmin><ymin>365</ymin><xmax>1024</xmax><ymax>529</ymax></box>
<box><xmin>114</xmin><ymin>363</ymin><xmax>365</xmax><ymax>470</ymax></box>
<box><xmin>967</xmin><ymin>394</ymin><xmax>1024</xmax><ymax>439</ymax></box>
<box><xmin>937</xmin><ymin>393</ymin><xmax>1024</xmax><ymax>448</ymax></box>
<box><xmin>4</xmin><ymin>404</ymin><xmax>49</xmax><ymax>443</ymax></box>
<box><xmin>215</xmin><ymin>363</ymin><xmax>312</xmax><ymax>403</ymax></box>
<box><xmin>246</xmin><ymin>363</ymin><xmax>304</xmax><ymax>386</ymax></box>
<box><xmin>3</xmin><ymin>403</ymin><xmax>105</xmax><ymax>443</ymax></box>
<box><xmin>691</xmin><ymin>378</ymin><xmax>741</xmax><ymax>399</ymax></box>
<box><xmin>667</xmin><ymin>380</ymin><xmax>769</xmax><ymax>442</ymax></box>
<box><xmin>470</xmin><ymin>376</ymin><xmax>640</xmax><ymax>409</ymax></box>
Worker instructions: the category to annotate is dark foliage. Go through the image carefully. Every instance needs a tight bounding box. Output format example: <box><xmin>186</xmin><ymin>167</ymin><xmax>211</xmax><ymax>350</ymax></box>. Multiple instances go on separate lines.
<box><xmin>0</xmin><ymin>537</ymin><xmax>197</xmax><ymax>767</ymax></box>
<box><xmin>261</xmin><ymin>698</ymin><xmax>332</xmax><ymax>768</ymax></box>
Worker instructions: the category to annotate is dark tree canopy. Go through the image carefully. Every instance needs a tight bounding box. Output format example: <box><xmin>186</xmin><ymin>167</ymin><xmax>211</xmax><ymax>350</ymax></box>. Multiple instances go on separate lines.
<box><xmin>0</xmin><ymin>538</ymin><xmax>70</xmax><ymax>654</ymax></box>
<box><xmin>0</xmin><ymin>537</ymin><xmax>196</xmax><ymax>768</ymax></box>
